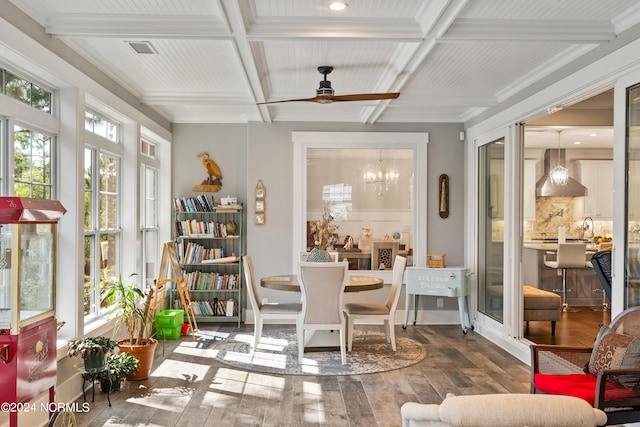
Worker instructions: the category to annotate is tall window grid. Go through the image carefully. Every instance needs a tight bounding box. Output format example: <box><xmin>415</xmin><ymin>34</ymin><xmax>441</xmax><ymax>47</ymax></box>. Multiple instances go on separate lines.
<box><xmin>140</xmin><ymin>161</ymin><xmax>158</xmax><ymax>289</ymax></box>
<box><xmin>84</xmin><ymin>109</ymin><xmax>122</xmax><ymax>316</ymax></box>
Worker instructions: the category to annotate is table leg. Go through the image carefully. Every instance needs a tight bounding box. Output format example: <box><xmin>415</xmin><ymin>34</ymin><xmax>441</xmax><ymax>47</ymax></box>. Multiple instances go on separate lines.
<box><xmin>413</xmin><ymin>294</ymin><xmax>419</xmax><ymax>325</ymax></box>
<box><xmin>457</xmin><ymin>296</ymin><xmax>467</xmax><ymax>333</ymax></box>
<box><xmin>82</xmin><ymin>377</ymin><xmax>87</xmax><ymax>403</ymax></box>
<box><xmin>403</xmin><ymin>293</ymin><xmax>411</xmax><ymax>328</ymax></box>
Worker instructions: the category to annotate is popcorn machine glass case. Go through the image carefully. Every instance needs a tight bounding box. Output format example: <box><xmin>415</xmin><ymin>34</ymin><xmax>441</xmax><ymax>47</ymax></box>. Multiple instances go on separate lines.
<box><xmin>0</xmin><ymin>198</ymin><xmax>65</xmax><ymax>335</ymax></box>
<box><xmin>0</xmin><ymin>198</ymin><xmax>65</xmax><ymax>415</ymax></box>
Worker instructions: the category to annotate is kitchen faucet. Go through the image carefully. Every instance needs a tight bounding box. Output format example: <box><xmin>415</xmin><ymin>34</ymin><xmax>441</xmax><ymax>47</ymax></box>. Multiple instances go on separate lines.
<box><xmin>580</xmin><ymin>217</ymin><xmax>595</xmax><ymax>240</ymax></box>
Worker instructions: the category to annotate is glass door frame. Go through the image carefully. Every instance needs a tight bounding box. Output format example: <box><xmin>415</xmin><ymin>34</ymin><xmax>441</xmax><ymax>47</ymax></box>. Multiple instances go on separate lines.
<box><xmin>470</xmin><ymin>125</ymin><xmax>525</xmax><ymax>343</ymax></box>
<box><xmin>613</xmin><ymin>70</ymin><xmax>640</xmax><ymax>314</ymax></box>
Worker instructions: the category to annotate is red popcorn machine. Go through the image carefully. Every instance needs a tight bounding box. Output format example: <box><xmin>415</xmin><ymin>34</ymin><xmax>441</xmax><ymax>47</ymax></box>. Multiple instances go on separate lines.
<box><xmin>0</xmin><ymin>197</ymin><xmax>66</xmax><ymax>426</ymax></box>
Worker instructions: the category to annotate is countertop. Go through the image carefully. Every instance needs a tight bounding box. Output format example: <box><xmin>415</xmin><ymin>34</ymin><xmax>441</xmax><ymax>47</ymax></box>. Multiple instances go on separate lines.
<box><xmin>523</xmin><ymin>241</ymin><xmax>599</xmax><ymax>252</ymax></box>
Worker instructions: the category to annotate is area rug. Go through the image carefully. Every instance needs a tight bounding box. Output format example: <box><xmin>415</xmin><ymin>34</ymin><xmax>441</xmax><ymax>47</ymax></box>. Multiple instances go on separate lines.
<box><xmin>190</xmin><ymin>326</ymin><xmax>427</xmax><ymax>376</ymax></box>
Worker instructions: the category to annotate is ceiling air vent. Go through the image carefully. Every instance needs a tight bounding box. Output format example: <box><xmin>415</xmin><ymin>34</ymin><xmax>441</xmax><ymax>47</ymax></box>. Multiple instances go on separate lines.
<box><xmin>127</xmin><ymin>41</ymin><xmax>157</xmax><ymax>55</ymax></box>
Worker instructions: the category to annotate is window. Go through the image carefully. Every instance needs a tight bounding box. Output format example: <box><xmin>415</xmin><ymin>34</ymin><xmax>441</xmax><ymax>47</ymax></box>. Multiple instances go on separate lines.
<box><xmin>85</xmin><ymin>110</ymin><xmax>118</xmax><ymax>142</ymax></box>
<box><xmin>1</xmin><ymin>67</ymin><xmax>52</xmax><ymax>113</ymax></box>
<box><xmin>140</xmin><ymin>162</ymin><xmax>159</xmax><ymax>288</ymax></box>
<box><xmin>84</xmin><ymin>147</ymin><xmax>121</xmax><ymax>315</ymax></box>
<box><xmin>141</xmin><ymin>139</ymin><xmax>157</xmax><ymax>159</ymax></box>
<box><xmin>13</xmin><ymin>125</ymin><xmax>53</xmax><ymax>198</ymax></box>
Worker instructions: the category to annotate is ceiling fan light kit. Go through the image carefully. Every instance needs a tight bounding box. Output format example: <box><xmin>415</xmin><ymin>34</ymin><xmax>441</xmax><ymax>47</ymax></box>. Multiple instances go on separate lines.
<box><xmin>257</xmin><ymin>66</ymin><xmax>399</xmax><ymax>105</ymax></box>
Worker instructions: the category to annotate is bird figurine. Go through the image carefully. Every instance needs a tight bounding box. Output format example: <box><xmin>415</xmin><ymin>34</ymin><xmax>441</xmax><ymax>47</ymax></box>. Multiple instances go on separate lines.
<box><xmin>197</xmin><ymin>153</ymin><xmax>222</xmax><ymax>186</ymax></box>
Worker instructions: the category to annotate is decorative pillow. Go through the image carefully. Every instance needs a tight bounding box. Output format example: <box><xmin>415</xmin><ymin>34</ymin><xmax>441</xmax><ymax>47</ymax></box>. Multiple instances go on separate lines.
<box><xmin>587</xmin><ymin>325</ymin><xmax>612</xmax><ymax>373</ymax></box>
<box><xmin>588</xmin><ymin>330</ymin><xmax>640</xmax><ymax>389</ymax></box>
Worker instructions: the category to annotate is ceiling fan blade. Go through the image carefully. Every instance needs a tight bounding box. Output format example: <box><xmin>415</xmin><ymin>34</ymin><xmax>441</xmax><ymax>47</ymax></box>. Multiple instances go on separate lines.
<box><xmin>328</xmin><ymin>93</ymin><xmax>400</xmax><ymax>102</ymax></box>
<box><xmin>257</xmin><ymin>97</ymin><xmax>320</xmax><ymax>105</ymax></box>
<box><xmin>257</xmin><ymin>92</ymin><xmax>400</xmax><ymax>105</ymax></box>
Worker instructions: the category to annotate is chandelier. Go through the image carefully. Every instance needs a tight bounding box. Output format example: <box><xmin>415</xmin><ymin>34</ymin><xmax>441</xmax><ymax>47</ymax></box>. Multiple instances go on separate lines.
<box><xmin>550</xmin><ymin>130</ymin><xmax>569</xmax><ymax>186</ymax></box>
<box><xmin>363</xmin><ymin>152</ymin><xmax>399</xmax><ymax>196</ymax></box>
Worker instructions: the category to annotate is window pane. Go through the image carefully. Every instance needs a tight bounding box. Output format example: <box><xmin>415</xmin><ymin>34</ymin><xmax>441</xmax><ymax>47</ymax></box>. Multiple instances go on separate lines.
<box><xmin>144</xmin><ymin>167</ymin><xmax>157</xmax><ymax>227</ymax></box>
<box><xmin>84</xmin><ymin>148</ymin><xmax>93</xmax><ymax>230</ymax></box>
<box><xmin>31</xmin><ymin>83</ymin><xmax>51</xmax><ymax>113</ymax></box>
<box><xmin>83</xmin><ymin>235</ymin><xmax>94</xmax><ymax>315</ymax></box>
<box><xmin>2</xmin><ymin>69</ymin><xmax>51</xmax><ymax>113</ymax></box>
<box><xmin>478</xmin><ymin>138</ymin><xmax>505</xmax><ymax>322</ymax></box>
<box><xmin>5</xmin><ymin>71</ymin><xmax>30</xmax><ymax>105</ymax></box>
<box><xmin>13</xmin><ymin>126</ymin><xmax>52</xmax><ymax>199</ymax></box>
<box><xmin>99</xmin><ymin>153</ymin><xmax>119</xmax><ymax>229</ymax></box>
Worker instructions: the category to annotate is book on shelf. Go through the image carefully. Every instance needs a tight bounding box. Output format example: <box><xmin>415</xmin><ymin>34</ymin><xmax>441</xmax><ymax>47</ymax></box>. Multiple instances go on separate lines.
<box><xmin>173</xmin><ymin>195</ymin><xmax>216</xmax><ymax>213</ymax></box>
<box><xmin>214</xmin><ymin>204</ymin><xmax>242</xmax><ymax>212</ymax></box>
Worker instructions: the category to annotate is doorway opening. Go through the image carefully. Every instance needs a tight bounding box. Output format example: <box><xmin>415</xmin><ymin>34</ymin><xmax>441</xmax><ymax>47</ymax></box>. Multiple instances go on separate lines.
<box><xmin>522</xmin><ymin>89</ymin><xmax>613</xmax><ymax>346</ymax></box>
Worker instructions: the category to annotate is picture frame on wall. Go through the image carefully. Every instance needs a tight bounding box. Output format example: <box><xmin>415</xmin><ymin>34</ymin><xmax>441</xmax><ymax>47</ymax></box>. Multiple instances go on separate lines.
<box><xmin>255</xmin><ymin>200</ymin><xmax>265</xmax><ymax>212</ymax></box>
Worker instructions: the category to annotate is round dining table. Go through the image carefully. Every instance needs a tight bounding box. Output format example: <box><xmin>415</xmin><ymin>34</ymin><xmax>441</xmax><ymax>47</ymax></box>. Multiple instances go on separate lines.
<box><xmin>260</xmin><ymin>274</ymin><xmax>384</xmax><ymax>292</ymax></box>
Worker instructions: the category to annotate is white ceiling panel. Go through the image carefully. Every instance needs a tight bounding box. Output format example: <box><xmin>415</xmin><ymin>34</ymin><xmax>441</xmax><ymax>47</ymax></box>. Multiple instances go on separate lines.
<box><xmin>5</xmin><ymin>0</ymin><xmax>640</xmax><ymax>124</ymax></box>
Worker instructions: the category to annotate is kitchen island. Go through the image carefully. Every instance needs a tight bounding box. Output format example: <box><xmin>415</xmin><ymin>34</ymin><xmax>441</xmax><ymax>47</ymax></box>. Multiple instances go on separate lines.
<box><xmin>523</xmin><ymin>241</ymin><xmax>603</xmax><ymax>307</ymax></box>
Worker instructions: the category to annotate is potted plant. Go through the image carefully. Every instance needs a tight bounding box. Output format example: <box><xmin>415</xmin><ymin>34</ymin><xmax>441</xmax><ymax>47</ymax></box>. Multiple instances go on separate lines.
<box><xmin>97</xmin><ymin>352</ymin><xmax>141</xmax><ymax>392</ymax></box>
<box><xmin>102</xmin><ymin>273</ymin><xmax>158</xmax><ymax>380</ymax></box>
<box><xmin>66</xmin><ymin>336</ymin><xmax>119</xmax><ymax>370</ymax></box>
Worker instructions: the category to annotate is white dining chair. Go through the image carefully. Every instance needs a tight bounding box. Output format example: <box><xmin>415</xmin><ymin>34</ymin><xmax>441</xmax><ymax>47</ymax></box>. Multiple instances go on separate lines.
<box><xmin>344</xmin><ymin>255</ymin><xmax>407</xmax><ymax>351</ymax></box>
<box><xmin>242</xmin><ymin>256</ymin><xmax>302</xmax><ymax>353</ymax></box>
<box><xmin>298</xmin><ymin>261</ymin><xmax>349</xmax><ymax>365</ymax></box>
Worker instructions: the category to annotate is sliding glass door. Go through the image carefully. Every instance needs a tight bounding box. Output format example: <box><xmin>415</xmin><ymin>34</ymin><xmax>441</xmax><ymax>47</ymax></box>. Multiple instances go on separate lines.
<box><xmin>478</xmin><ymin>137</ymin><xmax>505</xmax><ymax>322</ymax></box>
<box><xmin>625</xmin><ymin>83</ymin><xmax>640</xmax><ymax>308</ymax></box>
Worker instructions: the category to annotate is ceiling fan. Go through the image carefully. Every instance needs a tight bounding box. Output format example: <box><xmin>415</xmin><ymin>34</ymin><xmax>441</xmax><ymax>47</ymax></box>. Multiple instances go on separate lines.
<box><xmin>257</xmin><ymin>66</ymin><xmax>400</xmax><ymax>105</ymax></box>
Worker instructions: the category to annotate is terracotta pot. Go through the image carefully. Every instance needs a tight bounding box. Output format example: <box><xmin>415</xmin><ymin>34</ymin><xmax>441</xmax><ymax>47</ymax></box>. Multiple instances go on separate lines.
<box><xmin>118</xmin><ymin>338</ymin><xmax>158</xmax><ymax>380</ymax></box>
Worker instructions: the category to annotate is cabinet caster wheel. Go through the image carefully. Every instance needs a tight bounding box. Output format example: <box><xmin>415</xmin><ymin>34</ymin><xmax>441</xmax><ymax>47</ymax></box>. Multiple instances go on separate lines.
<box><xmin>463</xmin><ymin>329</ymin><xmax>468</xmax><ymax>334</ymax></box>
<box><xmin>413</xmin><ymin>321</ymin><xmax>416</xmax><ymax>326</ymax></box>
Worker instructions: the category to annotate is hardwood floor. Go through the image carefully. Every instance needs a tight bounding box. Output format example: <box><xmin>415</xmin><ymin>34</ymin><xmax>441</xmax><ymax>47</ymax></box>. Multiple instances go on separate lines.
<box><xmin>73</xmin><ymin>324</ymin><xmax>532</xmax><ymax>427</ymax></box>
<box><xmin>524</xmin><ymin>306</ymin><xmax>611</xmax><ymax>347</ymax></box>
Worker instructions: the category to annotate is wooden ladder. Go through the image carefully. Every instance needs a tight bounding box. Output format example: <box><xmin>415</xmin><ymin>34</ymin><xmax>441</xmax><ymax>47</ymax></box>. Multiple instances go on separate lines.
<box><xmin>153</xmin><ymin>241</ymin><xmax>198</xmax><ymax>337</ymax></box>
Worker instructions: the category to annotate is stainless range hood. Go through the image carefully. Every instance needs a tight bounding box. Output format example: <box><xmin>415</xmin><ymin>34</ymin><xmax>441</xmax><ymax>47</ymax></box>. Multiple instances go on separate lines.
<box><xmin>535</xmin><ymin>149</ymin><xmax>588</xmax><ymax>197</ymax></box>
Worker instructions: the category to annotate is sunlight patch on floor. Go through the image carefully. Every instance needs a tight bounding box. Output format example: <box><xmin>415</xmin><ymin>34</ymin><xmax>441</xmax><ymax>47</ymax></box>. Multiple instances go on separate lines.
<box><xmin>224</xmin><ymin>350</ymin><xmax>288</xmax><ymax>370</ymax></box>
<box><xmin>150</xmin><ymin>357</ymin><xmax>210</xmax><ymax>379</ymax></box>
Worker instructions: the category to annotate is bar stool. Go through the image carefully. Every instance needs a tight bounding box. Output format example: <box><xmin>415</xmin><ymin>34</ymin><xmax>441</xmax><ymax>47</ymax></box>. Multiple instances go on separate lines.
<box><xmin>543</xmin><ymin>242</ymin><xmax>591</xmax><ymax>312</ymax></box>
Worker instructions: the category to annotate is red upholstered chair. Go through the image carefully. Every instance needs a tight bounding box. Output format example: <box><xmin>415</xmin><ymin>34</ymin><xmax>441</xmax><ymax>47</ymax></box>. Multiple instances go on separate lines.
<box><xmin>531</xmin><ymin>306</ymin><xmax>640</xmax><ymax>425</ymax></box>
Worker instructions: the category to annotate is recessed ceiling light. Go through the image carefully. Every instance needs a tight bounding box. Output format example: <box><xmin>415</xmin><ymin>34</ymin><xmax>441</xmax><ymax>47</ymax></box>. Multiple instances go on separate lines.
<box><xmin>574</xmin><ymin>141</ymin><xmax>582</xmax><ymax>145</ymax></box>
<box><xmin>329</xmin><ymin>2</ymin><xmax>348</xmax><ymax>11</ymax></box>
<box><xmin>590</xmin><ymin>133</ymin><xmax>597</xmax><ymax>137</ymax></box>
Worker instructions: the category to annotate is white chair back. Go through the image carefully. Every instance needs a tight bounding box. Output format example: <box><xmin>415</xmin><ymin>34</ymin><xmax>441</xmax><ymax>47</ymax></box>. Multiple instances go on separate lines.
<box><xmin>386</xmin><ymin>255</ymin><xmax>407</xmax><ymax>311</ymax></box>
<box><xmin>298</xmin><ymin>261</ymin><xmax>348</xmax><ymax>325</ymax></box>
<box><xmin>556</xmin><ymin>243</ymin><xmax>588</xmax><ymax>268</ymax></box>
<box><xmin>242</xmin><ymin>255</ymin><xmax>261</xmax><ymax>312</ymax></box>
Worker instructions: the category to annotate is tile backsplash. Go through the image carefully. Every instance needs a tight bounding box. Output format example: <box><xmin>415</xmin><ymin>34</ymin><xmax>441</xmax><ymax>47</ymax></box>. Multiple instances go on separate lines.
<box><xmin>523</xmin><ymin>196</ymin><xmax>612</xmax><ymax>240</ymax></box>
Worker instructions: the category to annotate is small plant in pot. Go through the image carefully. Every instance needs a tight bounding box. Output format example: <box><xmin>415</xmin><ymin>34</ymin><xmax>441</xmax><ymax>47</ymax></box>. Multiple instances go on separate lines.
<box><xmin>102</xmin><ymin>273</ymin><xmax>157</xmax><ymax>380</ymax></box>
<box><xmin>66</xmin><ymin>336</ymin><xmax>119</xmax><ymax>370</ymax></box>
<box><xmin>97</xmin><ymin>352</ymin><xmax>141</xmax><ymax>392</ymax></box>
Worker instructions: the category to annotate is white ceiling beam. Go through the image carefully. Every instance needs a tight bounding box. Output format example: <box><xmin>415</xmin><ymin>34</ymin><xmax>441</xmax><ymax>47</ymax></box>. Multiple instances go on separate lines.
<box><xmin>141</xmin><ymin>92</ymin><xmax>254</xmax><ymax>105</ymax></box>
<box><xmin>221</xmin><ymin>0</ymin><xmax>272</xmax><ymax>122</ymax></box>
<box><xmin>363</xmin><ymin>0</ymin><xmax>468</xmax><ymax>123</ymax></box>
<box><xmin>45</xmin><ymin>14</ymin><xmax>231</xmax><ymax>39</ymax></box>
<box><xmin>442</xmin><ymin>19</ymin><xmax>615</xmax><ymax>43</ymax></box>
<box><xmin>245</xmin><ymin>18</ymin><xmax>423</xmax><ymax>41</ymax></box>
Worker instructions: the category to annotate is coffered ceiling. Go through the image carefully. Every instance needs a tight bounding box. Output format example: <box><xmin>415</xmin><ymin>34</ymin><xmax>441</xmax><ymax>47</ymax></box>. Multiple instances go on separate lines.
<box><xmin>7</xmin><ymin>0</ymin><xmax>640</xmax><ymax>124</ymax></box>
